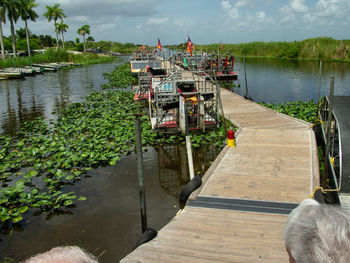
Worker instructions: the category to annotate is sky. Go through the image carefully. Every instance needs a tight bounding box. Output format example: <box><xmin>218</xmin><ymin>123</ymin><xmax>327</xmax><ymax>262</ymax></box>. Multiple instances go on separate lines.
<box><xmin>2</xmin><ymin>0</ymin><xmax>350</xmax><ymax>45</ymax></box>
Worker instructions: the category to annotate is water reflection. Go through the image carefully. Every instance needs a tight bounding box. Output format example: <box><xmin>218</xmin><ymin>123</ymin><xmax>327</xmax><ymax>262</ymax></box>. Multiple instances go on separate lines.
<box><xmin>156</xmin><ymin>144</ymin><xmax>219</xmax><ymax>198</ymax></box>
<box><xmin>0</xmin><ymin>57</ymin><xmax>129</xmax><ymax>135</ymax></box>
<box><xmin>0</xmin><ymin>144</ymin><xmax>219</xmax><ymax>262</ymax></box>
<box><xmin>1</xmin><ymin>81</ymin><xmax>45</xmax><ymax>136</ymax></box>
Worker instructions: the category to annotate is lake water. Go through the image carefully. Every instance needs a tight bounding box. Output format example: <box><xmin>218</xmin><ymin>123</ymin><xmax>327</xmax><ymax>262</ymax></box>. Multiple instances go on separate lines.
<box><xmin>234</xmin><ymin>58</ymin><xmax>350</xmax><ymax>103</ymax></box>
<box><xmin>0</xmin><ymin>58</ymin><xmax>350</xmax><ymax>262</ymax></box>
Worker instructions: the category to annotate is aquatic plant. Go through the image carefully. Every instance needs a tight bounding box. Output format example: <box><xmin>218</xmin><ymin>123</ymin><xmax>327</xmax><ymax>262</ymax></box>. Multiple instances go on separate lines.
<box><xmin>0</xmin><ymin>63</ymin><xmax>229</xmax><ymax>226</ymax></box>
<box><xmin>102</xmin><ymin>62</ymin><xmax>137</xmax><ymax>89</ymax></box>
<box><xmin>259</xmin><ymin>100</ymin><xmax>317</xmax><ymax>123</ymax></box>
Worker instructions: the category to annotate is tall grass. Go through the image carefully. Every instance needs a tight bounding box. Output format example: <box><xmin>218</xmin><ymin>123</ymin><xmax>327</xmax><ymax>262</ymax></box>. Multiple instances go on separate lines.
<box><xmin>0</xmin><ymin>49</ymin><xmax>115</xmax><ymax>69</ymax></box>
<box><xmin>196</xmin><ymin>37</ymin><xmax>350</xmax><ymax>62</ymax></box>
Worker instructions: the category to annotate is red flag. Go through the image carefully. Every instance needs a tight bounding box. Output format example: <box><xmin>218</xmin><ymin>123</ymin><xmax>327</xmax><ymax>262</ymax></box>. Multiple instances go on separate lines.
<box><xmin>142</xmin><ymin>45</ymin><xmax>145</xmax><ymax>50</ymax></box>
<box><xmin>220</xmin><ymin>41</ymin><xmax>223</xmax><ymax>50</ymax></box>
<box><xmin>157</xmin><ymin>38</ymin><xmax>162</xmax><ymax>50</ymax></box>
<box><xmin>187</xmin><ymin>35</ymin><xmax>192</xmax><ymax>48</ymax></box>
<box><xmin>186</xmin><ymin>43</ymin><xmax>192</xmax><ymax>56</ymax></box>
<box><xmin>187</xmin><ymin>35</ymin><xmax>193</xmax><ymax>56</ymax></box>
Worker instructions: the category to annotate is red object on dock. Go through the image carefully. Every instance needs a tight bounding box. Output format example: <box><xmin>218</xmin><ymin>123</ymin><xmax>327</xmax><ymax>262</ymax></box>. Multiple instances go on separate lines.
<box><xmin>228</xmin><ymin>130</ymin><xmax>235</xmax><ymax>139</ymax></box>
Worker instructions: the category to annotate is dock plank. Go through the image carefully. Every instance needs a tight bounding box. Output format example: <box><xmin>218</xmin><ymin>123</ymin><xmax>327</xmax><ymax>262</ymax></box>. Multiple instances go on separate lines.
<box><xmin>121</xmin><ymin>71</ymin><xmax>319</xmax><ymax>262</ymax></box>
<box><xmin>121</xmin><ymin>207</ymin><xmax>288</xmax><ymax>263</ymax></box>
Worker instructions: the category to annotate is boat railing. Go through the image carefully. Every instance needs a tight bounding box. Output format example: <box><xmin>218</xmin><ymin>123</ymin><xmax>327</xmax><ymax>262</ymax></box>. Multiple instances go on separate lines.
<box><xmin>319</xmin><ymin>96</ymin><xmax>343</xmax><ymax>191</ymax></box>
<box><xmin>150</xmin><ymin>73</ymin><xmax>219</xmax><ymax>133</ymax></box>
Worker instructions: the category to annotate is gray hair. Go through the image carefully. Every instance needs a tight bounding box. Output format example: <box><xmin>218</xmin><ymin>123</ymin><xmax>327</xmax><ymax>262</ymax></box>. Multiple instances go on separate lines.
<box><xmin>283</xmin><ymin>199</ymin><xmax>350</xmax><ymax>263</ymax></box>
<box><xmin>22</xmin><ymin>246</ymin><xmax>98</xmax><ymax>263</ymax></box>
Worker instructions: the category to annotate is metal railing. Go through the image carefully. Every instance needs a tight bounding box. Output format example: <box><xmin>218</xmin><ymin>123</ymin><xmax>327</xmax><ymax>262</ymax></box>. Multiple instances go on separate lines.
<box><xmin>319</xmin><ymin>77</ymin><xmax>343</xmax><ymax>191</ymax></box>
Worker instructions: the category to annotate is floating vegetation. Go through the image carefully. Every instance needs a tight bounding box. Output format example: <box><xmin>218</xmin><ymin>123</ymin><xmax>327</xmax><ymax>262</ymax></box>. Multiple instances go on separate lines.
<box><xmin>102</xmin><ymin>62</ymin><xmax>138</xmax><ymax>89</ymax></box>
<box><xmin>259</xmin><ymin>100</ymin><xmax>317</xmax><ymax>123</ymax></box>
<box><xmin>0</xmin><ymin>63</ymin><xmax>229</xmax><ymax>226</ymax></box>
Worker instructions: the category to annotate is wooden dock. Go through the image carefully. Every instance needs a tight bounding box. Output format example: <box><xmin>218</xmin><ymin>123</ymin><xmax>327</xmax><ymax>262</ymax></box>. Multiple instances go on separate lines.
<box><xmin>121</xmin><ymin>79</ymin><xmax>319</xmax><ymax>262</ymax></box>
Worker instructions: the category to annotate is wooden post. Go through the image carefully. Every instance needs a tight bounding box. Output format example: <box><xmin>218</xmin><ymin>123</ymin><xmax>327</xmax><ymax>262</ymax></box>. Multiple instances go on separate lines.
<box><xmin>184</xmin><ymin>103</ymin><xmax>195</xmax><ymax>180</ymax></box>
<box><xmin>134</xmin><ymin>116</ymin><xmax>148</xmax><ymax>233</ymax></box>
<box><xmin>316</xmin><ymin>61</ymin><xmax>323</xmax><ymax>117</ymax></box>
<box><xmin>243</xmin><ymin>56</ymin><xmax>252</xmax><ymax>101</ymax></box>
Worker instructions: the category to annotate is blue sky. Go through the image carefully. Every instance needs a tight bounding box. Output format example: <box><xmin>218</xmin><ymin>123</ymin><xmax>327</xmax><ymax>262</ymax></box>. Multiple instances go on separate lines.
<box><xmin>2</xmin><ymin>0</ymin><xmax>350</xmax><ymax>45</ymax></box>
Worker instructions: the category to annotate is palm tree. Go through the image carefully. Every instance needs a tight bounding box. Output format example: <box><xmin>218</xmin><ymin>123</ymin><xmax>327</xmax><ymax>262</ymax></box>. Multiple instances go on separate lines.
<box><xmin>43</xmin><ymin>4</ymin><xmax>66</xmax><ymax>49</ymax></box>
<box><xmin>77</xmin><ymin>24</ymin><xmax>90</xmax><ymax>52</ymax></box>
<box><xmin>0</xmin><ymin>6</ymin><xmax>6</xmax><ymax>59</ymax></box>
<box><xmin>18</xmin><ymin>0</ymin><xmax>38</xmax><ymax>57</ymax></box>
<box><xmin>56</xmin><ymin>20</ymin><xmax>68</xmax><ymax>49</ymax></box>
<box><xmin>3</xmin><ymin>0</ymin><xmax>20</xmax><ymax>57</ymax></box>
<box><xmin>86</xmin><ymin>36</ymin><xmax>95</xmax><ymax>42</ymax></box>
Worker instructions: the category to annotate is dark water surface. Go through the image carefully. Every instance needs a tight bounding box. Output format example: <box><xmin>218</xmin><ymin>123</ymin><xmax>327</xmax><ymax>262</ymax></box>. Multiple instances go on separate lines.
<box><xmin>0</xmin><ymin>58</ymin><xmax>350</xmax><ymax>261</ymax></box>
<box><xmin>1</xmin><ymin>145</ymin><xmax>219</xmax><ymax>262</ymax></box>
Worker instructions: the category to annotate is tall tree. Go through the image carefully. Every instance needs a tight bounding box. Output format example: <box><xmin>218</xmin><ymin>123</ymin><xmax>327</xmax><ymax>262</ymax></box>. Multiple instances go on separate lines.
<box><xmin>43</xmin><ymin>3</ymin><xmax>66</xmax><ymax>49</ymax></box>
<box><xmin>3</xmin><ymin>0</ymin><xmax>20</xmax><ymax>57</ymax></box>
<box><xmin>77</xmin><ymin>24</ymin><xmax>90</xmax><ymax>52</ymax></box>
<box><xmin>86</xmin><ymin>36</ymin><xmax>95</xmax><ymax>42</ymax></box>
<box><xmin>38</xmin><ymin>34</ymin><xmax>54</xmax><ymax>48</ymax></box>
<box><xmin>56</xmin><ymin>20</ymin><xmax>68</xmax><ymax>49</ymax></box>
<box><xmin>16</xmin><ymin>27</ymin><xmax>27</xmax><ymax>39</ymax></box>
<box><xmin>0</xmin><ymin>6</ymin><xmax>6</xmax><ymax>59</ymax></box>
<box><xmin>18</xmin><ymin>0</ymin><xmax>38</xmax><ymax>57</ymax></box>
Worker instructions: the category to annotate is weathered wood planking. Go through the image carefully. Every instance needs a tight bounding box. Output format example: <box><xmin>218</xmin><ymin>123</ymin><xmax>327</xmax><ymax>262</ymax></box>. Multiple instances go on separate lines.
<box><xmin>121</xmin><ymin>75</ymin><xmax>319</xmax><ymax>262</ymax></box>
<box><xmin>121</xmin><ymin>207</ymin><xmax>288</xmax><ymax>263</ymax></box>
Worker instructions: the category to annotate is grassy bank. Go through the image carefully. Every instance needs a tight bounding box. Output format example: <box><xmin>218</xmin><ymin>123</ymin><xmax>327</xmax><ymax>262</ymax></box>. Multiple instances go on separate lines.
<box><xmin>194</xmin><ymin>37</ymin><xmax>350</xmax><ymax>62</ymax></box>
<box><xmin>0</xmin><ymin>49</ymin><xmax>116</xmax><ymax>69</ymax></box>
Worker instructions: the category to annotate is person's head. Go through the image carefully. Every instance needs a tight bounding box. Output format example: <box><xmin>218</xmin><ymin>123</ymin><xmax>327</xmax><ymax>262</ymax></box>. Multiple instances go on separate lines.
<box><xmin>22</xmin><ymin>246</ymin><xmax>98</xmax><ymax>263</ymax></box>
<box><xmin>283</xmin><ymin>199</ymin><xmax>350</xmax><ymax>263</ymax></box>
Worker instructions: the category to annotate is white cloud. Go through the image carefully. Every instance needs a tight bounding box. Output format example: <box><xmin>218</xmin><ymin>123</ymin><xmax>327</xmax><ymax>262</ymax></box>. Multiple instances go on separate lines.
<box><xmin>266</xmin><ymin>17</ymin><xmax>276</xmax><ymax>25</ymax></box>
<box><xmin>221</xmin><ymin>0</ymin><xmax>232</xmax><ymax>9</ymax></box>
<box><xmin>70</xmin><ymin>16</ymin><xmax>90</xmax><ymax>23</ymax></box>
<box><xmin>314</xmin><ymin>0</ymin><xmax>346</xmax><ymax>17</ymax></box>
<box><xmin>256</xmin><ymin>11</ymin><xmax>266</xmax><ymax>21</ymax></box>
<box><xmin>37</xmin><ymin>0</ymin><xmax>159</xmax><ymax>20</ymax></box>
<box><xmin>95</xmin><ymin>23</ymin><xmax>116</xmax><ymax>32</ymax></box>
<box><xmin>228</xmin><ymin>8</ymin><xmax>239</xmax><ymax>19</ymax></box>
<box><xmin>173</xmin><ymin>18</ymin><xmax>195</xmax><ymax>28</ymax></box>
<box><xmin>237</xmin><ymin>21</ymin><xmax>250</xmax><ymax>27</ymax></box>
<box><xmin>173</xmin><ymin>19</ymin><xmax>186</xmax><ymax>27</ymax></box>
<box><xmin>290</xmin><ymin>0</ymin><xmax>309</xmax><ymax>13</ymax></box>
<box><xmin>280</xmin><ymin>5</ymin><xmax>292</xmax><ymax>14</ymax></box>
<box><xmin>145</xmin><ymin>17</ymin><xmax>169</xmax><ymax>25</ymax></box>
<box><xmin>235</xmin><ymin>0</ymin><xmax>248</xmax><ymax>8</ymax></box>
<box><xmin>301</xmin><ymin>0</ymin><xmax>350</xmax><ymax>25</ymax></box>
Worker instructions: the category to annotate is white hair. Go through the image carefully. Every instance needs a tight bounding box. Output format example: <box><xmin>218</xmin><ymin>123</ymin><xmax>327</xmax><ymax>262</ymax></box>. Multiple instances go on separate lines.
<box><xmin>22</xmin><ymin>246</ymin><xmax>98</xmax><ymax>263</ymax></box>
<box><xmin>283</xmin><ymin>199</ymin><xmax>350</xmax><ymax>263</ymax></box>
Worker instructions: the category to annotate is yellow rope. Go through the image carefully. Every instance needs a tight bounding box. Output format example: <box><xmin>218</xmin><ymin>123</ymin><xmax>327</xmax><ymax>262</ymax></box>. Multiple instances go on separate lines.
<box><xmin>309</xmin><ymin>186</ymin><xmax>339</xmax><ymax>199</ymax></box>
<box><xmin>310</xmin><ymin>117</ymin><xmax>325</xmax><ymax>129</ymax></box>
<box><xmin>149</xmin><ymin>98</ymin><xmax>157</xmax><ymax>111</ymax></box>
<box><xmin>315</xmin><ymin>117</ymin><xmax>325</xmax><ymax>125</ymax></box>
